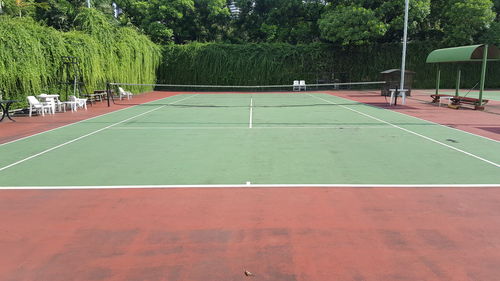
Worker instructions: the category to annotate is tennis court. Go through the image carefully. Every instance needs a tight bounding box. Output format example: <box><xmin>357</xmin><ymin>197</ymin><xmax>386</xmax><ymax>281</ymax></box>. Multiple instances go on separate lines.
<box><xmin>1</xmin><ymin>92</ymin><xmax>499</xmax><ymax>187</ymax></box>
<box><xmin>2</xmin><ymin>90</ymin><xmax>500</xmax><ymax>281</ymax></box>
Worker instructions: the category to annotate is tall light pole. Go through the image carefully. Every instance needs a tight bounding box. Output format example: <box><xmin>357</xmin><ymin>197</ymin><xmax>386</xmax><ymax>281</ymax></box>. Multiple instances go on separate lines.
<box><xmin>398</xmin><ymin>0</ymin><xmax>410</xmax><ymax>105</ymax></box>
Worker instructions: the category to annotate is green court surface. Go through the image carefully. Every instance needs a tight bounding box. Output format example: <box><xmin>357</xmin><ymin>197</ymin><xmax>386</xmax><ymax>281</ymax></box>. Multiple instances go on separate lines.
<box><xmin>0</xmin><ymin>93</ymin><xmax>499</xmax><ymax>187</ymax></box>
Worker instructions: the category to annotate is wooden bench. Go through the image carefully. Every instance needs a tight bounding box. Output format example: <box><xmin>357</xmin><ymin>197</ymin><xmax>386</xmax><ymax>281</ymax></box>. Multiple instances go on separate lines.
<box><xmin>430</xmin><ymin>94</ymin><xmax>489</xmax><ymax>110</ymax></box>
<box><xmin>450</xmin><ymin>96</ymin><xmax>489</xmax><ymax>110</ymax></box>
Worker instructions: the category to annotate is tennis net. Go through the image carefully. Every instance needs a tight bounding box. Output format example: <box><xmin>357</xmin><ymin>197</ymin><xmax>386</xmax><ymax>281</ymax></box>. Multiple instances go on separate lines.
<box><xmin>106</xmin><ymin>81</ymin><xmax>386</xmax><ymax>107</ymax></box>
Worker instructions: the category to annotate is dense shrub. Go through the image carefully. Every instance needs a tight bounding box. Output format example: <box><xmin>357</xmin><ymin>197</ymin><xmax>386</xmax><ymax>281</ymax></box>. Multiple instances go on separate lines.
<box><xmin>159</xmin><ymin>42</ymin><xmax>500</xmax><ymax>89</ymax></box>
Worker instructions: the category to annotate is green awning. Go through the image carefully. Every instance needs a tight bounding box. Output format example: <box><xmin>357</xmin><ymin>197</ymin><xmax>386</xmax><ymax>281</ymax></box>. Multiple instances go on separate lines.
<box><xmin>426</xmin><ymin>44</ymin><xmax>500</xmax><ymax>63</ymax></box>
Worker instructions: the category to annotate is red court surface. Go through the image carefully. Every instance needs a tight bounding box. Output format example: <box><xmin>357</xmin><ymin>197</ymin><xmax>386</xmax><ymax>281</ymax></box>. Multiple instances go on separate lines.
<box><xmin>1</xmin><ymin>90</ymin><xmax>499</xmax><ymax>281</ymax></box>
<box><xmin>1</xmin><ymin>188</ymin><xmax>500</xmax><ymax>281</ymax></box>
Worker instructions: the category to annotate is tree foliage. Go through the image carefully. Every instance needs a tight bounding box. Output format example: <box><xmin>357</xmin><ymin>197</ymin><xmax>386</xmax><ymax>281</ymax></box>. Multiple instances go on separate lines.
<box><xmin>441</xmin><ymin>0</ymin><xmax>496</xmax><ymax>45</ymax></box>
<box><xmin>1</xmin><ymin>0</ymin><xmax>498</xmax><ymax>46</ymax></box>
<box><xmin>230</xmin><ymin>0</ymin><xmax>324</xmax><ymax>43</ymax></box>
<box><xmin>319</xmin><ymin>5</ymin><xmax>387</xmax><ymax>45</ymax></box>
<box><xmin>0</xmin><ymin>0</ymin><xmax>499</xmax><ymax>106</ymax></box>
<box><xmin>0</xmin><ymin>9</ymin><xmax>161</xmax><ymax>103</ymax></box>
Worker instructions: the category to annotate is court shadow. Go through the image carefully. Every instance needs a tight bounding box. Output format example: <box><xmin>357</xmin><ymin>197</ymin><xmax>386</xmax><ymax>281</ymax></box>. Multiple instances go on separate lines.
<box><xmin>363</xmin><ymin>102</ymin><xmax>419</xmax><ymax>110</ymax></box>
<box><xmin>477</xmin><ymin>127</ymin><xmax>500</xmax><ymax>134</ymax></box>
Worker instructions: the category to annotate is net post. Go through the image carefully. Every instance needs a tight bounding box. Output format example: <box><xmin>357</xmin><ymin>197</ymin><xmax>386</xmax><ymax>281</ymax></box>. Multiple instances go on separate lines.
<box><xmin>106</xmin><ymin>82</ymin><xmax>111</xmax><ymax>107</ymax></box>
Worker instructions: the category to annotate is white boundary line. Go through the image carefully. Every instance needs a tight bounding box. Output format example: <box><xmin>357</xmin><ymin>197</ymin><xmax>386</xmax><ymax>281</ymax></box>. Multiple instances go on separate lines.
<box><xmin>1</xmin><ymin>183</ymin><xmax>499</xmax><ymax>190</ymax></box>
<box><xmin>110</xmin><ymin>126</ymin><xmax>394</xmax><ymax>130</ymax></box>
<box><xmin>402</xmin><ymin>98</ymin><xmax>500</xmax><ymax>144</ymax></box>
<box><xmin>329</xmin><ymin>91</ymin><xmax>500</xmax><ymax>144</ymax></box>
<box><xmin>0</xmin><ymin>93</ymin><xmax>187</xmax><ymax>147</ymax></box>
<box><xmin>249</xmin><ymin>97</ymin><xmax>253</xmax><ymax>128</ymax></box>
<box><xmin>308</xmin><ymin>94</ymin><xmax>500</xmax><ymax>168</ymax></box>
<box><xmin>0</xmin><ymin>95</ymin><xmax>198</xmax><ymax>172</ymax></box>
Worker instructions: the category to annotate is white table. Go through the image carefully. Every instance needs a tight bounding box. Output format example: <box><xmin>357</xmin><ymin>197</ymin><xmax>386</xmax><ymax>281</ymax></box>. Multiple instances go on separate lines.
<box><xmin>38</xmin><ymin>94</ymin><xmax>77</xmax><ymax>112</ymax></box>
<box><xmin>37</xmin><ymin>94</ymin><xmax>60</xmax><ymax>114</ymax></box>
<box><xmin>389</xmin><ymin>89</ymin><xmax>409</xmax><ymax>105</ymax></box>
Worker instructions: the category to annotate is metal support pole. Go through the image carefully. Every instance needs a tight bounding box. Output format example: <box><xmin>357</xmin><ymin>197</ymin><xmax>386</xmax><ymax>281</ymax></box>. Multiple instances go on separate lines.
<box><xmin>106</xmin><ymin>82</ymin><xmax>111</xmax><ymax>107</ymax></box>
<box><xmin>435</xmin><ymin>66</ymin><xmax>440</xmax><ymax>95</ymax></box>
<box><xmin>479</xmin><ymin>45</ymin><xmax>488</xmax><ymax>108</ymax></box>
<box><xmin>399</xmin><ymin>0</ymin><xmax>410</xmax><ymax>105</ymax></box>
<box><xmin>455</xmin><ymin>68</ymin><xmax>461</xmax><ymax>97</ymax></box>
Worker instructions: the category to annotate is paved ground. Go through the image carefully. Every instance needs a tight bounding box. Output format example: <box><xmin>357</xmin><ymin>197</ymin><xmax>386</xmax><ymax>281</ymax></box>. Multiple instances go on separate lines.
<box><xmin>1</xmin><ymin>188</ymin><xmax>500</xmax><ymax>281</ymax></box>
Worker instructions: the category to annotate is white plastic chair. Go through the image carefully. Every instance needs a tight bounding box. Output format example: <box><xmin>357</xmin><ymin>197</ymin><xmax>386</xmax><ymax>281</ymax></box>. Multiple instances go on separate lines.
<box><xmin>293</xmin><ymin>80</ymin><xmax>300</xmax><ymax>91</ymax></box>
<box><xmin>53</xmin><ymin>97</ymin><xmax>65</xmax><ymax>112</ymax></box>
<box><xmin>45</xmin><ymin>97</ymin><xmax>57</xmax><ymax>114</ymax></box>
<box><xmin>299</xmin><ymin>80</ymin><xmax>306</xmax><ymax>91</ymax></box>
<box><xmin>38</xmin><ymin>94</ymin><xmax>54</xmax><ymax>113</ymax></box>
<box><xmin>62</xmin><ymin>100</ymin><xmax>78</xmax><ymax>111</ymax></box>
<box><xmin>39</xmin><ymin>94</ymin><xmax>65</xmax><ymax>112</ymax></box>
<box><xmin>70</xmin><ymin>95</ymin><xmax>88</xmax><ymax>110</ymax></box>
<box><xmin>27</xmin><ymin>96</ymin><xmax>52</xmax><ymax>117</ymax></box>
<box><xmin>118</xmin><ymin>87</ymin><xmax>133</xmax><ymax>100</ymax></box>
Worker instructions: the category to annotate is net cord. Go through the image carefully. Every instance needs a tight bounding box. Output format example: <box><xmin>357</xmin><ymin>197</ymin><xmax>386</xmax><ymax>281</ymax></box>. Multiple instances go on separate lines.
<box><xmin>109</xmin><ymin>81</ymin><xmax>386</xmax><ymax>88</ymax></box>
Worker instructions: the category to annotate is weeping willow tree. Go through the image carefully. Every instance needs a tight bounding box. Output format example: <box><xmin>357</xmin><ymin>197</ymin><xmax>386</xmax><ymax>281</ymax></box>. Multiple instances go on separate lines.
<box><xmin>159</xmin><ymin>43</ymin><xmax>330</xmax><ymax>86</ymax></box>
<box><xmin>71</xmin><ymin>9</ymin><xmax>161</xmax><ymax>93</ymax></box>
<box><xmin>0</xmin><ymin>9</ymin><xmax>161</xmax><ymax>105</ymax></box>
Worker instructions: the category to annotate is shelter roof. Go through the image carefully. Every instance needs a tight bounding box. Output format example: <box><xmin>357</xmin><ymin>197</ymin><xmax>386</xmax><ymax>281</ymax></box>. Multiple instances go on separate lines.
<box><xmin>426</xmin><ymin>44</ymin><xmax>500</xmax><ymax>63</ymax></box>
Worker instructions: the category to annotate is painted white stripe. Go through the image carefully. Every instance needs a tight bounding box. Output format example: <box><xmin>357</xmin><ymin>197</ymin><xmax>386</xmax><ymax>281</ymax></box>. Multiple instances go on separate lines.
<box><xmin>401</xmin><ymin>100</ymin><xmax>500</xmax><ymax>144</ymax></box>
<box><xmin>0</xmin><ymin>95</ymin><xmax>198</xmax><ymax>172</ymax></box>
<box><xmin>308</xmin><ymin>94</ymin><xmax>500</xmax><ymax>168</ymax></box>
<box><xmin>110</xmin><ymin>126</ymin><xmax>394</xmax><ymax>130</ymax></box>
<box><xmin>0</xmin><ymin>94</ymin><xmax>188</xmax><ymax>147</ymax></box>
<box><xmin>249</xmin><ymin>97</ymin><xmax>253</xmax><ymax>128</ymax></box>
<box><xmin>1</xmin><ymin>183</ymin><xmax>499</xmax><ymax>190</ymax></box>
<box><xmin>332</xmin><ymin>91</ymin><xmax>500</xmax><ymax>144</ymax></box>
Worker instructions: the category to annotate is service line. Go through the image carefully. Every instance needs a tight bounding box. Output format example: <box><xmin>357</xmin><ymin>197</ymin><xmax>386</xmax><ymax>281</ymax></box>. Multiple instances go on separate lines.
<box><xmin>249</xmin><ymin>97</ymin><xmax>253</xmax><ymax>129</ymax></box>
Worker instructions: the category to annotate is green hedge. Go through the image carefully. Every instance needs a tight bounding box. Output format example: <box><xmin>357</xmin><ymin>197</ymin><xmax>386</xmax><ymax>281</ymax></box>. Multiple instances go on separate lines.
<box><xmin>0</xmin><ymin>10</ymin><xmax>161</xmax><ymax>105</ymax></box>
<box><xmin>158</xmin><ymin>42</ymin><xmax>500</xmax><ymax>89</ymax></box>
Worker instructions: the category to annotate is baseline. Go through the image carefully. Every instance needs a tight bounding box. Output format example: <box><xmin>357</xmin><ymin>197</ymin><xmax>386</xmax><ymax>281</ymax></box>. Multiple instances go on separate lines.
<box><xmin>1</xmin><ymin>183</ymin><xmax>499</xmax><ymax>190</ymax></box>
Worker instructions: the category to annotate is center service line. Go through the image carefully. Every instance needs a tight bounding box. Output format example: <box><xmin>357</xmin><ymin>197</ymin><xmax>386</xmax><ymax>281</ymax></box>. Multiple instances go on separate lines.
<box><xmin>249</xmin><ymin>97</ymin><xmax>253</xmax><ymax>128</ymax></box>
